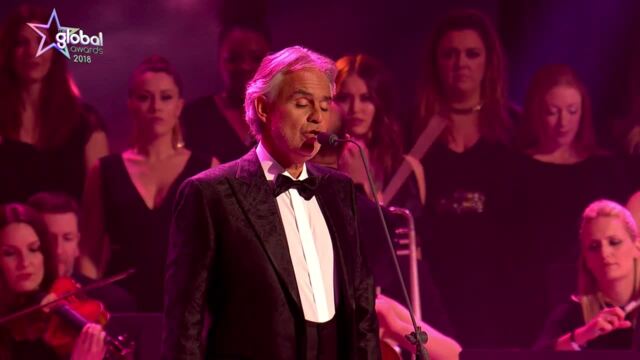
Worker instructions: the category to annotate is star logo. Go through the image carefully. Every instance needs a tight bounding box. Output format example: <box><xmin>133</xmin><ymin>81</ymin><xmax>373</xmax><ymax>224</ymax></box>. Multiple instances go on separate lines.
<box><xmin>26</xmin><ymin>8</ymin><xmax>78</xmax><ymax>59</ymax></box>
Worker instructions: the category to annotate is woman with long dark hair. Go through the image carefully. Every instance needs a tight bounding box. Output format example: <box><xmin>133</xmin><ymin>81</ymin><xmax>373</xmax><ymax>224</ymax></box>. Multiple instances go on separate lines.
<box><xmin>333</xmin><ymin>54</ymin><xmax>425</xmax><ymax>213</ymax></box>
<box><xmin>413</xmin><ymin>9</ymin><xmax>517</xmax><ymax>348</ymax></box>
<box><xmin>0</xmin><ymin>203</ymin><xmax>106</xmax><ymax>359</ymax></box>
<box><xmin>0</xmin><ymin>5</ymin><xmax>109</xmax><ymax>200</ymax></box>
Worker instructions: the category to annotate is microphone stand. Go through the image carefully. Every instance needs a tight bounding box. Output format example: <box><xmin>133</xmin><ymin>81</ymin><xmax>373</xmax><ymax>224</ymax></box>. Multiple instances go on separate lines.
<box><xmin>326</xmin><ymin>134</ymin><xmax>430</xmax><ymax>359</ymax></box>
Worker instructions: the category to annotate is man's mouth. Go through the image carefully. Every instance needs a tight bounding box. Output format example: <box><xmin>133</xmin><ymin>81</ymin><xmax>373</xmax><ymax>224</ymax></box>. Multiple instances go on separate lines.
<box><xmin>301</xmin><ymin>136</ymin><xmax>317</xmax><ymax>152</ymax></box>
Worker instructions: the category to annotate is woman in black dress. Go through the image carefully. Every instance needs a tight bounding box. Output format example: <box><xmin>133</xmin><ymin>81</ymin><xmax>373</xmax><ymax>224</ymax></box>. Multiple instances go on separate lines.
<box><xmin>535</xmin><ymin>199</ymin><xmax>640</xmax><ymax>350</ymax></box>
<box><xmin>512</xmin><ymin>64</ymin><xmax>631</xmax><ymax>346</ymax></box>
<box><xmin>0</xmin><ymin>5</ymin><xmax>108</xmax><ymax>200</ymax></box>
<box><xmin>413</xmin><ymin>9</ymin><xmax>516</xmax><ymax>348</ymax></box>
<box><xmin>181</xmin><ymin>19</ymin><xmax>270</xmax><ymax>163</ymax></box>
<box><xmin>333</xmin><ymin>54</ymin><xmax>425</xmax><ymax>215</ymax></box>
<box><xmin>81</xmin><ymin>56</ymin><xmax>213</xmax><ymax>312</ymax></box>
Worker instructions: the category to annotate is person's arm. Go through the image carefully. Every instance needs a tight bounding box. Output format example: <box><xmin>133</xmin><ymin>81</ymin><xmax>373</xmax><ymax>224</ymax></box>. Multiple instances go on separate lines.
<box><xmin>554</xmin><ymin>306</ymin><xmax>631</xmax><ymax>351</ymax></box>
<box><xmin>350</xmin><ymin>181</ymin><xmax>382</xmax><ymax>360</ymax></box>
<box><xmin>79</xmin><ymin>162</ymin><xmax>107</xmax><ymax>278</ymax></box>
<box><xmin>339</xmin><ymin>139</ymin><xmax>376</xmax><ymax>200</ymax></box>
<box><xmin>84</xmin><ymin>130</ymin><xmax>109</xmax><ymax>173</ymax></box>
<box><xmin>161</xmin><ymin>178</ymin><xmax>216</xmax><ymax>360</ymax></box>
<box><xmin>376</xmin><ymin>294</ymin><xmax>461</xmax><ymax>360</ymax></box>
<box><xmin>533</xmin><ymin>302</ymin><xmax>579</xmax><ymax>350</ymax></box>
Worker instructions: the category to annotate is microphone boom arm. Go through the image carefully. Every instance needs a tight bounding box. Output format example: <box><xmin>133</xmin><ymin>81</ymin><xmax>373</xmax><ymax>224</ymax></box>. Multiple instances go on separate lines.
<box><xmin>324</xmin><ymin>134</ymin><xmax>430</xmax><ymax>359</ymax></box>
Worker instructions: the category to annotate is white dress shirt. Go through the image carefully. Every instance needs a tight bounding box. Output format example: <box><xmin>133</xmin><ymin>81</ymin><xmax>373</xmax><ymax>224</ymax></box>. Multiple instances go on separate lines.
<box><xmin>256</xmin><ymin>142</ymin><xmax>335</xmax><ymax>323</ymax></box>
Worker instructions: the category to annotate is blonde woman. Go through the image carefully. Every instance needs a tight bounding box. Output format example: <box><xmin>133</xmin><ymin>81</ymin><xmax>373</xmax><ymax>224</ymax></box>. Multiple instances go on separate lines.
<box><xmin>535</xmin><ymin>199</ymin><xmax>640</xmax><ymax>350</ymax></box>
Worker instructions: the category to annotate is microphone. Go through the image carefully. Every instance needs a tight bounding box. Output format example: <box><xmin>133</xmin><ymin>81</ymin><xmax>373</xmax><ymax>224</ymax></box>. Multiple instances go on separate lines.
<box><xmin>316</xmin><ymin>132</ymin><xmax>430</xmax><ymax>359</ymax></box>
<box><xmin>316</xmin><ymin>131</ymin><xmax>341</xmax><ymax>147</ymax></box>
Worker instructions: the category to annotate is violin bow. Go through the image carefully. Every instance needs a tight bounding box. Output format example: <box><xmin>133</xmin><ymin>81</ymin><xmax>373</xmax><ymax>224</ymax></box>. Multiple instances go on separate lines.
<box><xmin>624</xmin><ymin>298</ymin><xmax>640</xmax><ymax>315</ymax></box>
<box><xmin>0</xmin><ymin>269</ymin><xmax>135</xmax><ymax>325</ymax></box>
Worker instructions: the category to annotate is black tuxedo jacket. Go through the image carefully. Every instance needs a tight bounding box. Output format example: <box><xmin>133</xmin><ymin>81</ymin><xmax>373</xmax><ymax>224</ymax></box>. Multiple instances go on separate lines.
<box><xmin>161</xmin><ymin>150</ymin><xmax>380</xmax><ymax>359</ymax></box>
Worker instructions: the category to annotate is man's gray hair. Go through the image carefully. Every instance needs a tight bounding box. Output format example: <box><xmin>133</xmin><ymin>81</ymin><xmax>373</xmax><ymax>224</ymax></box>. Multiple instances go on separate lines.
<box><xmin>244</xmin><ymin>46</ymin><xmax>336</xmax><ymax>140</ymax></box>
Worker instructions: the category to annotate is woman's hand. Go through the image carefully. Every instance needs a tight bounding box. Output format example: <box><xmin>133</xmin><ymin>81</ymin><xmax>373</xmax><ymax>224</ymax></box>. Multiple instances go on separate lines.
<box><xmin>70</xmin><ymin>323</ymin><xmax>106</xmax><ymax>360</ymax></box>
<box><xmin>338</xmin><ymin>137</ymin><xmax>374</xmax><ymax>197</ymax></box>
<box><xmin>574</xmin><ymin>307</ymin><xmax>632</xmax><ymax>345</ymax></box>
<box><xmin>375</xmin><ymin>293</ymin><xmax>402</xmax><ymax>340</ymax></box>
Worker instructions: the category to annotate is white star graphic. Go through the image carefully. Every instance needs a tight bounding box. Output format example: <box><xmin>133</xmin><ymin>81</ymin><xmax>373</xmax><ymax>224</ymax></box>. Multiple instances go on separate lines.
<box><xmin>26</xmin><ymin>8</ymin><xmax>78</xmax><ymax>59</ymax></box>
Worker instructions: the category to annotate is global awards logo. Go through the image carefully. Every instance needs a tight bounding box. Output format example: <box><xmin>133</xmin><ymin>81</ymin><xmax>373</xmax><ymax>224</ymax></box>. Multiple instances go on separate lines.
<box><xmin>27</xmin><ymin>9</ymin><xmax>104</xmax><ymax>63</ymax></box>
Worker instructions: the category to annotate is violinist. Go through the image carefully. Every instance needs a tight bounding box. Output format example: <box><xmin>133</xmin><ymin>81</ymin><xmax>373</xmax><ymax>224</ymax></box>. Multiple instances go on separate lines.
<box><xmin>27</xmin><ymin>192</ymin><xmax>135</xmax><ymax>312</ymax></box>
<box><xmin>535</xmin><ymin>199</ymin><xmax>640</xmax><ymax>350</ymax></box>
<box><xmin>0</xmin><ymin>203</ymin><xmax>106</xmax><ymax>359</ymax></box>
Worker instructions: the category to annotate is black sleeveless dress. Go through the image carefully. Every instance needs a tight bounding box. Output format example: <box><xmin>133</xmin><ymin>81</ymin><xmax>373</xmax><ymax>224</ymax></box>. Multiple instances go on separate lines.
<box><xmin>100</xmin><ymin>152</ymin><xmax>210</xmax><ymax>312</ymax></box>
<box><xmin>181</xmin><ymin>95</ymin><xmax>253</xmax><ymax>163</ymax></box>
<box><xmin>417</xmin><ymin>139</ymin><xmax>517</xmax><ymax>348</ymax></box>
<box><xmin>41</xmin><ymin>103</ymin><xmax>105</xmax><ymax>200</ymax></box>
<box><xmin>0</xmin><ymin>139</ymin><xmax>44</xmax><ymax>204</ymax></box>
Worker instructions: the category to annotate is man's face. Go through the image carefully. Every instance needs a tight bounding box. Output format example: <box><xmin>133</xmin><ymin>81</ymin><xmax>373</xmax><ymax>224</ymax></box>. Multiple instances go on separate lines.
<box><xmin>42</xmin><ymin>213</ymin><xmax>79</xmax><ymax>277</ymax></box>
<box><xmin>260</xmin><ymin>68</ymin><xmax>332</xmax><ymax>166</ymax></box>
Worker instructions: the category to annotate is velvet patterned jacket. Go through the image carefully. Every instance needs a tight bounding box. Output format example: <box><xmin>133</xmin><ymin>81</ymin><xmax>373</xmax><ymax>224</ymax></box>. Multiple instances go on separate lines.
<box><xmin>161</xmin><ymin>149</ymin><xmax>380</xmax><ymax>359</ymax></box>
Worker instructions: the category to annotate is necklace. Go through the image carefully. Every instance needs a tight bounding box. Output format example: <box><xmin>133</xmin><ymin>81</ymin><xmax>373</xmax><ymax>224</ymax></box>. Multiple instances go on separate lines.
<box><xmin>448</xmin><ymin>102</ymin><xmax>483</xmax><ymax>115</ymax></box>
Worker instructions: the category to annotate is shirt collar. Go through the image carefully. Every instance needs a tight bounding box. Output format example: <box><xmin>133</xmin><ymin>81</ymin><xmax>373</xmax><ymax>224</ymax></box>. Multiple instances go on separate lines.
<box><xmin>256</xmin><ymin>142</ymin><xmax>309</xmax><ymax>183</ymax></box>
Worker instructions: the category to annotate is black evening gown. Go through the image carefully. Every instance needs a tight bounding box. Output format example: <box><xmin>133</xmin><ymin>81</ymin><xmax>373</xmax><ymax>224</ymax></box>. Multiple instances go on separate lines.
<box><xmin>0</xmin><ymin>139</ymin><xmax>44</xmax><ymax>204</ymax></box>
<box><xmin>100</xmin><ymin>152</ymin><xmax>210</xmax><ymax>312</ymax></box>
<box><xmin>510</xmin><ymin>153</ymin><xmax>632</xmax><ymax>346</ymax></box>
<box><xmin>417</xmin><ymin>139</ymin><xmax>517</xmax><ymax>348</ymax></box>
<box><xmin>40</xmin><ymin>104</ymin><xmax>105</xmax><ymax>200</ymax></box>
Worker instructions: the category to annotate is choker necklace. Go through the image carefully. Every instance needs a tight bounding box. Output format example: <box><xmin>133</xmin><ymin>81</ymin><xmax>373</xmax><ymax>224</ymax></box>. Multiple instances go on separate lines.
<box><xmin>448</xmin><ymin>102</ymin><xmax>483</xmax><ymax>115</ymax></box>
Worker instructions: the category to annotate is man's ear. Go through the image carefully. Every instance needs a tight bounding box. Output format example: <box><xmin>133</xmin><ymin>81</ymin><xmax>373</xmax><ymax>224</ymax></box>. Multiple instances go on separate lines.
<box><xmin>255</xmin><ymin>95</ymin><xmax>269</xmax><ymax>125</ymax></box>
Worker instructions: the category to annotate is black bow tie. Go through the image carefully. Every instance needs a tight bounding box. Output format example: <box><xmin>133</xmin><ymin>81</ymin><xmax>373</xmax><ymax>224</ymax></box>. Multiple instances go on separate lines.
<box><xmin>273</xmin><ymin>173</ymin><xmax>320</xmax><ymax>200</ymax></box>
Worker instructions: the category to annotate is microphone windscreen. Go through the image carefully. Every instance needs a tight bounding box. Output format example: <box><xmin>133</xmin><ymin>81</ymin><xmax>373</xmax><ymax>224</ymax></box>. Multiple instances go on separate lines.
<box><xmin>316</xmin><ymin>132</ymin><xmax>338</xmax><ymax>147</ymax></box>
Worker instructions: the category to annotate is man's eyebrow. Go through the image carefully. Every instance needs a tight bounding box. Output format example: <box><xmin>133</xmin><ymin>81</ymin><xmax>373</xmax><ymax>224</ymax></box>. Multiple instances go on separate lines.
<box><xmin>290</xmin><ymin>89</ymin><xmax>313</xmax><ymax>98</ymax></box>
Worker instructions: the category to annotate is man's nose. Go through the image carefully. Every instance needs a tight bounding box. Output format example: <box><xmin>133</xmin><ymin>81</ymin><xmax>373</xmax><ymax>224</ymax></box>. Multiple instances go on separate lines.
<box><xmin>309</xmin><ymin>104</ymin><xmax>324</xmax><ymax>124</ymax></box>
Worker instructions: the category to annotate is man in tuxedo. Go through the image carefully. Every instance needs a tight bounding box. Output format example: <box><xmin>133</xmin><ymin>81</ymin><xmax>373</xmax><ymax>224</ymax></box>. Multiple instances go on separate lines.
<box><xmin>162</xmin><ymin>46</ymin><xmax>380</xmax><ymax>359</ymax></box>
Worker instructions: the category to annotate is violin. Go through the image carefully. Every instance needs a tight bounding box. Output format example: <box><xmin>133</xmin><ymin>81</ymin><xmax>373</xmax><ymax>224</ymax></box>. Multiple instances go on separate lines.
<box><xmin>2</xmin><ymin>272</ymin><xmax>134</xmax><ymax>359</ymax></box>
<box><xmin>380</xmin><ymin>339</ymin><xmax>402</xmax><ymax>360</ymax></box>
